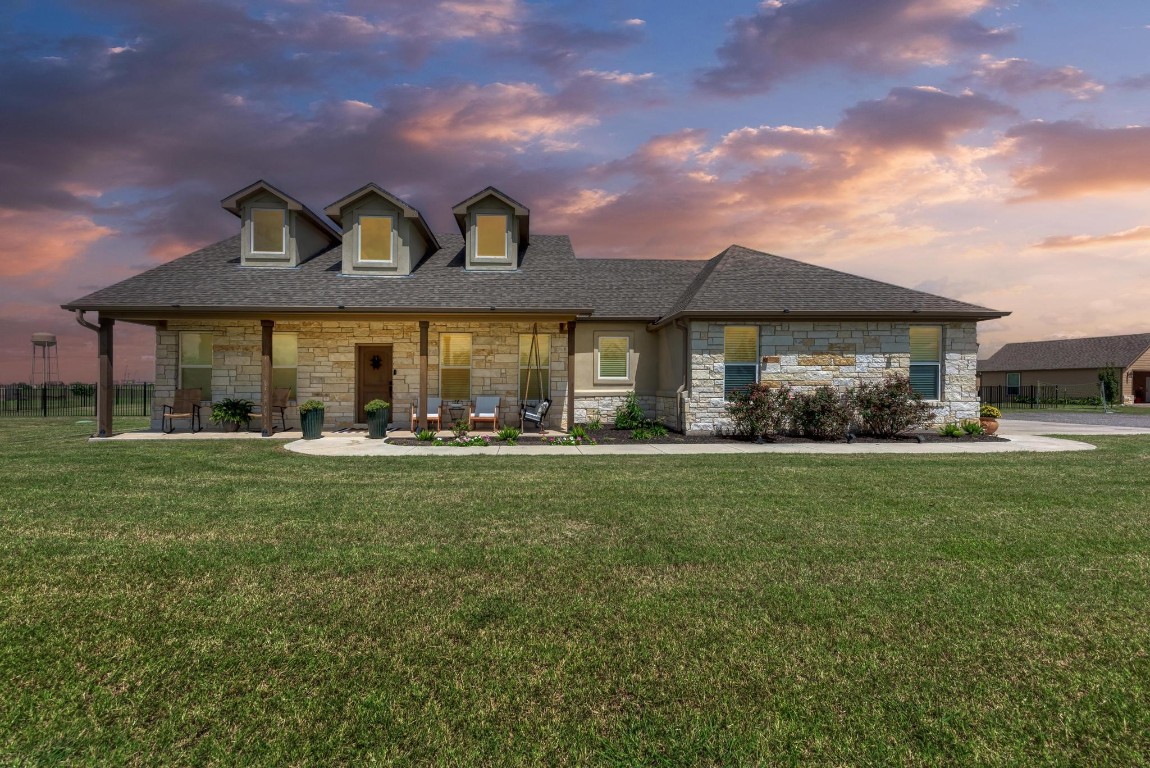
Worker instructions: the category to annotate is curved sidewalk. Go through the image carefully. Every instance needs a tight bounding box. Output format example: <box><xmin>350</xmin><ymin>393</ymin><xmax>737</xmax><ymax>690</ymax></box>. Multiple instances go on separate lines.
<box><xmin>284</xmin><ymin>418</ymin><xmax>1150</xmax><ymax>457</ymax></box>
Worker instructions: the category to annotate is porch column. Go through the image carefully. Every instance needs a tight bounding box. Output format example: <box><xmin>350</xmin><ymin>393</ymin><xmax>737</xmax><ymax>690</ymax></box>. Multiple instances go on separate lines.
<box><xmin>418</xmin><ymin>320</ymin><xmax>429</xmax><ymax>431</ymax></box>
<box><xmin>260</xmin><ymin>319</ymin><xmax>274</xmax><ymax>436</ymax></box>
<box><xmin>567</xmin><ymin>320</ymin><xmax>575</xmax><ymax>431</ymax></box>
<box><xmin>97</xmin><ymin>317</ymin><xmax>114</xmax><ymax>437</ymax></box>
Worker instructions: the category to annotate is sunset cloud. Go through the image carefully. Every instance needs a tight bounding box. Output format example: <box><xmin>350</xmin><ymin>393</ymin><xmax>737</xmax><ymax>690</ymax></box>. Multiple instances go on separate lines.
<box><xmin>697</xmin><ymin>0</ymin><xmax>1010</xmax><ymax>95</ymax></box>
<box><xmin>1004</xmin><ymin>121</ymin><xmax>1150</xmax><ymax>199</ymax></box>
<box><xmin>967</xmin><ymin>56</ymin><xmax>1103</xmax><ymax>100</ymax></box>
<box><xmin>1033</xmin><ymin>225</ymin><xmax>1150</xmax><ymax>249</ymax></box>
<box><xmin>0</xmin><ymin>210</ymin><xmax>114</xmax><ymax>279</ymax></box>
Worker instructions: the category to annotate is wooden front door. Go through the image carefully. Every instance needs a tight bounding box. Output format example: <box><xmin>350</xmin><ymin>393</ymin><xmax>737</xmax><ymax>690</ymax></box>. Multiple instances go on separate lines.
<box><xmin>356</xmin><ymin>345</ymin><xmax>393</xmax><ymax>423</ymax></box>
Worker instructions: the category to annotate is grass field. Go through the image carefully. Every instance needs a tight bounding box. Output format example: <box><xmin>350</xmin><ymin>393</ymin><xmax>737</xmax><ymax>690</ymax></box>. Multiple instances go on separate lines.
<box><xmin>2</xmin><ymin>418</ymin><xmax>1149</xmax><ymax>765</ymax></box>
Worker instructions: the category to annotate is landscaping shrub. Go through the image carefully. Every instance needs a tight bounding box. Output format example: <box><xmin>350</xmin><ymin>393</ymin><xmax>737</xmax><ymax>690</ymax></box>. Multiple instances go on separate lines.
<box><xmin>496</xmin><ymin>426</ymin><xmax>521</xmax><ymax>444</ymax></box>
<box><xmin>631</xmin><ymin>423</ymin><xmax>668</xmax><ymax>440</ymax></box>
<box><xmin>961</xmin><ymin>419</ymin><xmax>984</xmax><ymax>435</ymax></box>
<box><xmin>569</xmin><ymin>425</ymin><xmax>588</xmax><ymax>439</ymax></box>
<box><xmin>613</xmin><ymin>391</ymin><xmax>646</xmax><ymax>429</ymax></box>
<box><xmin>938</xmin><ymin>422</ymin><xmax>963</xmax><ymax>437</ymax></box>
<box><xmin>726</xmin><ymin>382</ymin><xmax>791</xmax><ymax>438</ymax></box>
<box><xmin>853</xmin><ymin>376</ymin><xmax>933</xmax><ymax>438</ymax></box>
<box><xmin>451</xmin><ymin>421</ymin><xmax>470</xmax><ymax>439</ymax></box>
<box><xmin>1098</xmin><ymin>365</ymin><xmax>1121</xmax><ymax>404</ymax></box>
<box><xmin>789</xmin><ymin>386</ymin><xmax>853</xmax><ymax>440</ymax></box>
<box><xmin>416</xmin><ymin>429</ymin><xmax>437</xmax><ymax>441</ymax></box>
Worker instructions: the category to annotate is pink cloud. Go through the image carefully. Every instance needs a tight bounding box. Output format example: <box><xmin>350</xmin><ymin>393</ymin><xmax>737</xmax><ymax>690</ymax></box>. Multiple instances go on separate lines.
<box><xmin>697</xmin><ymin>0</ymin><xmax>1010</xmax><ymax>95</ymax></box>
<box><xmin>1032</xmin><ymin>225</ymin><xmax>1150</xmax><ymax>249</ymax></box>
<box><xmin>0</xmin><ymin>210</ymin><xmax>114</xmax><ymax>279</ymax></box>
<box><xmin>967</xmin><ymin>56</ymin><xmax>1104</xmax><ymax>100</ymax></box>
<box><xmin>1005</xmin><ymin>120</ymin><xmax>1150</xmax><ymax>199</ymax></box>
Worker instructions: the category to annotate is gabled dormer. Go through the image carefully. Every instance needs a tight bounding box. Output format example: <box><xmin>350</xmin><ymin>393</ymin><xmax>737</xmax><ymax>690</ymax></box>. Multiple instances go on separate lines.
<box><xmin>221</xmin><ymin>180</ymin><xmax>340</xmax><ymax>268</ymax></box>
<box><xmin>324</xmin><ymin>184</ymin><xmax>439</xmax><ymax>277</ymax></box>
<box><xmin>451</xmin><ymin>187</ymin><xmax>529</xmax><ymax>271</ymax></box>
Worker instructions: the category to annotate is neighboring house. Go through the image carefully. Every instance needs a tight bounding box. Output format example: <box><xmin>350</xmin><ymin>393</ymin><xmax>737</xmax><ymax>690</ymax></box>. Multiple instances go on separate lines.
<box><xmin>979</xmin><ymin>333</ymin><xmax>1150</xmax><ymax>404</ymax></box>
<box><xmin>63</xmin><ymin>180</ymin><xmax>1008</xmax><ymax>437</ymax></box>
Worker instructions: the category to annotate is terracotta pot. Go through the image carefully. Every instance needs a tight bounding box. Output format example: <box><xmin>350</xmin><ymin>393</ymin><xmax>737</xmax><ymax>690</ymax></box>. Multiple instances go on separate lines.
<box><xmin>980</xmin><ymin>417</ymin><xmax>998</xmax><ymax>435</ymax></box>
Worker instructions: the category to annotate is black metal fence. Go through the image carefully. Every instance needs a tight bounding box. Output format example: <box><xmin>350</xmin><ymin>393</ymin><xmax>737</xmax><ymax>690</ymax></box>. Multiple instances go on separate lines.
<box><xmin>979</xmin><ymin>384</ymin><xmax>1102</xmax><ymax>410</ymax></box>
<box><xmin>0</xmin><ymin>383</ymin><xmax>153</xmax><ymax>417</ymax></box>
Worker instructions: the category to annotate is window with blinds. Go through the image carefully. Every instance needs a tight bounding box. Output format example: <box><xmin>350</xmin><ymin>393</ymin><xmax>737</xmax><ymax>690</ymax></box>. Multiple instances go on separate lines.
<box><xmin>724</xmin><ymin>326</ymin><xmax>758</xmax><ymax>398</ymax></box>
<box><xmin>475</xmin><ymin>214</ymin><xmax>508</xmax><ymax>259</ymax></box>
<box><xmin>909</xmin><ymin>325</ymin><xmax>942</xmax><ymax>400</ymax></box>
<box><xmin>251</xmin><ymin>208</ymin><xmax>285</xmax><ymax>254</ymax></box>
<box><xmin>439</xmin><ymin>333</ymin><xmax>472</xmax><ymax>401</ymax></box>
<box><xmin>519</xmin><ymin>334</ymin><xmax>550</xmax><ymax>401</ymax></box>
<box><xmin>597</xmin><ymin>336</ymin><xmax>630</xmax><ymax>381</ymax></box>
<box><xmin>358</xmin><ymin>215</ymin><xmax>394</xmax><ymax>263</ymax></box>
<box><xmin>179</xmin><ymin>331</ymin><xmax>213</xmax><ymax>400</ymax></box>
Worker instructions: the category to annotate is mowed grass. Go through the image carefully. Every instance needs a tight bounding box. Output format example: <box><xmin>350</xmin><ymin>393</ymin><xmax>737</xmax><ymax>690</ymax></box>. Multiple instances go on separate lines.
<box><xmin>2</xmin><ymin>419</ymin><xmax>1149</xmax><ymax>766</ymax></box>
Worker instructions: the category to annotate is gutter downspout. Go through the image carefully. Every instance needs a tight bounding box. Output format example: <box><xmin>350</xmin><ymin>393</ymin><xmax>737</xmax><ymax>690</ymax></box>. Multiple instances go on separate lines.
<box><xmin>74</xmin><ymin>309</ymin><xmax>100</xmax><ymax>332</ymax></box>
<box><xmin>675</xmin><ymin>318</ymin><xmax>690</xmax><ymax>433</ymax></box>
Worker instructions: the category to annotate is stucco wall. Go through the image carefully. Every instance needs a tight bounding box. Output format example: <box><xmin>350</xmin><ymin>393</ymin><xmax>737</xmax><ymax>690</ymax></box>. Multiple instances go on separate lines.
<box><xmin>684</xmin><ymin>320</ymin><xmax>980</xmax><ymax>435</ymax></box>
<box><xmin>571</xmin><ymin>321</ymin><xmax>662</xmax><ymax>425</ymax></box>
<box><xmin>154</xmin><ymin>319</ymin><xmax>570</xmax><ymax>430</ymax></box>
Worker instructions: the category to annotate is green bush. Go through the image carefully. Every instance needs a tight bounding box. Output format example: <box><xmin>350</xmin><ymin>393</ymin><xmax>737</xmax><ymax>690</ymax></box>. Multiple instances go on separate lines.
<box><xmin>726</xmin><ymin>382</ymin><xmax>791</xmax><ymax>438</ymax></box>
<box><xmin>416</xmin><ymin>429</ymin><xmax>437</xmax><ymax>441</ymax></box>
<box><xmin>496</xmin><ymin>426</ymin><xmax>522</xmax><ymax>444</ymax></box>
<box><xmin>586</xmin><ymin>417</ymin><xmax>602</xmax><ymax>431</ymax></box>
<box><xmin>979</xmin><ymin>404</ymin><xmax>1001</xmax><ymax>418</ymax></box>
<box><xmin>613</xmin><ymin>391</ymin><xmax>646</xmax><ymax>430</ymax></box>
<box><xmin>451</xmin><ymin>421</ymin><xmax>470</xmax><ymax>439</ymax></box>
<box><xmin>210</xmin><ymin>398</ymin><xmax>254</xmax><ymax>426</ymax></box>
<box><xmin>1098</xmin><ymin>366</ymin><xmax>1120</xmax><ymax>404</ymax></box>
<box><xmin>789</xmin><ymin>386</ymin><xmax>853</xmax><ymax>440</ymax></box>
<box><xmin>569</xmin><ymin>425</ymin><xmax>588</xmax><ymax>439</ymax></box>
<box><xmin>364</xmin><ymin>398</ymin><xmax>390</xmax><ymax>414</ymax></box>
<box><xmin>961</xmin><ymin>419</ymin><xmax>984</xmax><ymax>436</ymax></box>
<box><xmin>631</xmin><ymin>423</ymin><xmax>668</xmax><ymax>440</ymax></box>
<box><xmin>853</xmin><ymin>376</ymin><xmax>933</xmax><ymax>438</ymax></box>
<box><xmin>299</xmin><ymin>399</ymin><xmax>324</xmax><ymax>414</ymax></box>
<box><xmin>938</xmin><ymin>422</ymin><xmax>963</xmax><ymax>437</ymax></box>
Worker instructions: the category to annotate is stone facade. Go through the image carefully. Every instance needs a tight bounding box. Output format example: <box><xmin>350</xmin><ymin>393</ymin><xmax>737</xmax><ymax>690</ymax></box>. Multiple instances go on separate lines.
<box><xmin>572</xmin><ymin>393</ymin><xmax>656</xmax><ymax>426</ymax></box>
<box><xmin>684</xmin><ymin>320</ymin><xmax>979</xmax><ymax>435</ymax></box>
<box><xmin>154</xmin><ymin>319</ymin><xmax>569</xmax><ymax>430</ymax></box>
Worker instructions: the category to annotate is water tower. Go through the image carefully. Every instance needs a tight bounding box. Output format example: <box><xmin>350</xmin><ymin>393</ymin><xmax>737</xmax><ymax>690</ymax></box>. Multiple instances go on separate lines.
<box><xmin>31</xmin><ymin>333</ymin><xmax>60</xmax><ymax>386</ymax></box>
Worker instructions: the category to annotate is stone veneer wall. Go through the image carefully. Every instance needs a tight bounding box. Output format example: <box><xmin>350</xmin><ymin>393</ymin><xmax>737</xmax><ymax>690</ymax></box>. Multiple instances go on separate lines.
<box><xmin>572</xmin><ymin>394</ymin><xmax>657</xmax><ymax>426</ymax></box>
<box><xmin>684</xmin><ymin>320</ymin><xmax>979</xmax><ymax>435</ymax></box>
<box><xmin>154</xmin><ymin>319</ymin><xmax>569</xmax><ymax>430</ymax></box>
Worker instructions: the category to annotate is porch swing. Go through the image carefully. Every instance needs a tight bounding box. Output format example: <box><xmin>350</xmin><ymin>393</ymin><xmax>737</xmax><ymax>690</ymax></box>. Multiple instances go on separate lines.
<box><xmin>520</xmin><ymin>323</ymin><xmax>552</xmax><ymax>432</ymax></box>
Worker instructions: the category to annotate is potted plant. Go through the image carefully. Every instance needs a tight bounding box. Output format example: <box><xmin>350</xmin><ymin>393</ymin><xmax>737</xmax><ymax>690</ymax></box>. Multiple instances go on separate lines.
<box><xmin>299</xmin><ymin>399</ymin><xmax>325</xmax><ymax>439</ymax></box>
<box><xmin>364</xmin><ymin>398</ymin><xmax>390</xmax><ymax>439</ymax></box>
<box><xmin>210</xmin><ymin>398</ymin><xmax>254</xmax><ymax>432</ymax></box>
<box><xmin>979</xmin><ymin>404</ymin><xmax>1001</xmax><ymax>435</ymax></box>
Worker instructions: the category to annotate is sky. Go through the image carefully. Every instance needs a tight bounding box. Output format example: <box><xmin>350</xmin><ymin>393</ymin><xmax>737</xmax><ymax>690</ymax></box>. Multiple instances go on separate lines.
<box><xmin>1</xmin><ymin>0</ymin><xmax>1149</xmax><ymax>383</ymax></box>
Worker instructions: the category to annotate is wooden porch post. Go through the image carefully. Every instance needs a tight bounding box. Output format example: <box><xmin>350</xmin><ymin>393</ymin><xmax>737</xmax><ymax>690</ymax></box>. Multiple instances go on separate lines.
<box><xmin>419</xmin><ymin>320</ymin><xmax>429</xmax><ymax>431</ymax></box>
<box><xmin>567</xmin><ymin>320</ymin><xmax>575</xmax><ymax>431</ymax></box>
<box><xmin>261</xmin><ymin>320</ymin><xmax>274</xmax><ymax>436</ymax></box>
<box><xmin>97</xmin><ymin>317</ymin><xmax>114</xmax><ymax>437</ymax></box>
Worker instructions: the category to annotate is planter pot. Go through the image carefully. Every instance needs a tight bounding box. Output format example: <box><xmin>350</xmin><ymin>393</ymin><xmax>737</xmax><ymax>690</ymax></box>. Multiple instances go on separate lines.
<box><xmin>980</xmin><ymin>417</ymin><xmax>999</xmax><ymax>435</ymax></box>
<box><xmin>301</xmin><ymin>409</ymin><xmax>325</xmax><ymax>440</ymax></box>
<box><xmin>366</xmin><ymin>408</ymin><xmax>389</xmax><ymax>439</ymax></box>
<box><xmin>219</xmin><ymin>421</ymin><xmax>240</xmax><ymax>433</ymax></box>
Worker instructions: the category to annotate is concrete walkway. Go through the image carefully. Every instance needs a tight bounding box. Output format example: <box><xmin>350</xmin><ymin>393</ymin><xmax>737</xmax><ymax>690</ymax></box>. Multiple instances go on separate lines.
<box><xmin>283</xmin><ymin>428</ymin><xmax>1117</xmax><ymax>457</ymax></box>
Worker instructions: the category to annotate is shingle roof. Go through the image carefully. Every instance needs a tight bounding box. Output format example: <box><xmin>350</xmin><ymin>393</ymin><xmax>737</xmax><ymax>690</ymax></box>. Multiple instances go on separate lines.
<box><xmin>63</xmin><ymin>234</ymin><xmax>593</xmax><ymax>314</ymax></box>
<box><xmin>62</xmin><ymin>237</ymin><xmax>1006</xmax><ymax>322</ymax></box>
<box><xmin>658</xmin><ymin>245</ymin><xmax>1003</xmax><ymax>321</ymax></box>
<box><xmin>979</xmin><ymin>333</ymin><xmax>1150</xmax><ymax>372</ymax></box>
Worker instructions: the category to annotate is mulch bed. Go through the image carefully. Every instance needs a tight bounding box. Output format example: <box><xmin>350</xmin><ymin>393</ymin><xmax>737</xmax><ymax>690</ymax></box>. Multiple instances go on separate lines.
<box><xmin>386</xmin><ymin>426</ymin><xmax>1008</xmax><ymax>446</ymax></box>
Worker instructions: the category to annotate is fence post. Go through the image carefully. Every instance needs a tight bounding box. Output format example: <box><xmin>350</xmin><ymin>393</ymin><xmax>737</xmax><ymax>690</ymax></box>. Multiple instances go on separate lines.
<box><xmin>41</xmin><ymin>384</ymin><xmax>47</xmax><ymax>417</ymax></box>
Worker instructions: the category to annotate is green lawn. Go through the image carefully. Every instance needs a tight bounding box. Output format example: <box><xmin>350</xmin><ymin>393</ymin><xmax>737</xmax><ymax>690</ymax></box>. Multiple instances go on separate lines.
<box><xmin>2</xmin><ymin>418</ymin><xmax>1149</xmax><ymax>766</ymax></box>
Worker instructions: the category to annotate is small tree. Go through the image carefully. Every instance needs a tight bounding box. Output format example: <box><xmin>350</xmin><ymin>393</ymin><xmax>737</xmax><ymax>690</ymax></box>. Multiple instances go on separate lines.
<box><xmin>1098</xmin><ymin>365</ymin><xmax>1121</xmax><ymax>405</ymax></box>
<box><xmin>613</xmin><ymin>390</ymin><xmax>647</xmax><ymax>429</ymax></box>
<box><xmin>853</xmin><ymin>376</ymin><xmax>934</xmax><ymax>437</ymax></box>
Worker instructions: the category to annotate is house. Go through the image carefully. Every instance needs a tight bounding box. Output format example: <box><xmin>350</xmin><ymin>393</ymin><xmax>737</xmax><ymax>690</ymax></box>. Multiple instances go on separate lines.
<box><xmin>979</xmin><ymin>333</ymin><xmax>1150</xmax><ymax>404</ymax></box>
<box><xmin>63</xmin><ymin>180</ymin><xmax>1008</xmax><ymax>437</ymax></box>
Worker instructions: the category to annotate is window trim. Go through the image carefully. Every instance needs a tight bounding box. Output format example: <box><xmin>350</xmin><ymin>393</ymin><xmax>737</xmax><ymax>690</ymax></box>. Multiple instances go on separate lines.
<box><xmin>249</xmin><ymin>207</ymin><xmax>287</xmax><ymax>255</ymax></box>
<box><xmin>355</xmin><ymin>213</ymin><xmax>398</xmax><ymax>266</ymax></box>
<box><xmin>909</xmin><ymin>324</ymin><xmax>944</xmax><ymax>401</ymax></box>
<box><xmin>519</xmin><ymin>333</ymin><xmax>550</xmax><ymax>402</ymax></box>
<box><xmin>594</xmin><ymin>332</ymin><xmax>633</xmax><ymax>385</ymax></box>
<box><xmin>472</xmin><ymin>212</ymin><xmax>510</xmax><ymax>262</ymax></box>
<box><xmin>438</xmin><ymin>332</ymin><xmax>473</xmax><ymax>402</ymax></box>
<box><xmin>178</xmin><ymin>331</ymin><xmax>213</xmax><ymax>401</ymax></box>
<box><xmin>723</xmin><ymin>325</ymin><xmax>759</xmax><ymax>400</ymax></box>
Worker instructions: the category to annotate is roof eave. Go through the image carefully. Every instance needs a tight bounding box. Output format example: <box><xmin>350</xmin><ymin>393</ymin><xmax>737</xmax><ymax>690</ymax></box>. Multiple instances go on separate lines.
<box><xmin>648</xmin><ymin>308</ymin><xmax>1011</xmax><ymax>331</ymax></box>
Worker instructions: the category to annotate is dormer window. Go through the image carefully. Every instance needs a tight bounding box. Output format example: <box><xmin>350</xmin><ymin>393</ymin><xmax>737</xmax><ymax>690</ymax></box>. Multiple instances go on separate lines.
<box><xmin>475</xmin><ymin>214</ymin><xmax>509</xmax><ymax>260</ymax></box>
<box><xmin>357</xmin><ymin>214</ymin><xmax>396</xmax><ymax>264</ymax></box>
<box><xmin>251</xmin><ymin>208</ymin><xmax>286</xmax><ymax>254</ymax></box>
